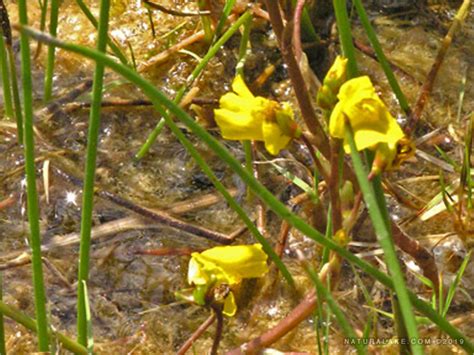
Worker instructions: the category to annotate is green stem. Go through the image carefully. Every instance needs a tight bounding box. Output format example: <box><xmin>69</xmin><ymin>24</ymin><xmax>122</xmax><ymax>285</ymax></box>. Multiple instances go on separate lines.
<box><xmin>135</xmin><ymin>11</ymin><xmax>252</xmax><ymax>160</ymax></box>
<box><xmin>18</xmin><ymin>28</ymin><xmax>474</xmax><ymax>352</ymax></box>
<box><xmin>352</xmin><ymin>0</ymin><xmax>410</xmax><ymax>115</ymax></box>
<box><xmin>18</xmin><ymin>0</ymin><xmax>50</xmax><ymax>351</ymax></box>
<box><xmin>306</xmin><ymin>267</ymin><xmax>364</xmax><ymax>355</ymax></box>
<box><xmin>0</xmin><ymin>30</ymin><xmax>13</xmax><ymax>118</ymax></box>
<box><xmin>0</xmin><ymin>300</ymin><xmax>87</xmax><ymax>354</ymax></box>
<box><xmin>198</xmin><ymin>0</ymin><xmax>213</xmax><ymax>44</ymax></box>
<box><xmin>8</xmin><ymin>48</ymin><xmax>24</xmax><ymax>144</ymax></box>
<box><xmin>345</xmin><ymin>124</ymin><xmax>423</xmax><ymax>355</ymax></box>
<box><xmin>75</xmin><ymin>0</ymin><xmax>128</xmax><ymax>65</ymax></box>
<box><xmin>332</xmin><ymin>0</ymin><xmax>358</xmax><ymax>78</ymax></box>
<box><xmin>43</xmin><ymin>0</ymin><xmax>59</xmax><ymax>102</ymax></box>
<box><xmin>76</xmin><ymin>0</ymin><xmax>110</xmax><ymax>346</ymax></box>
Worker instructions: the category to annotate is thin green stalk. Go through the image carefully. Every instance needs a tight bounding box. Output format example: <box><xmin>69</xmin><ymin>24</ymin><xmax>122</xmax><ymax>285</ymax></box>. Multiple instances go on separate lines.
<box><xmin>353</xmin><ymin>0</ymin><xmax>410</xmax><ymax>115</ymax></box>
<box><xmin>75</xmin><ymin>0</ymin><xmax>128</xmax><ymax>65</ymax></box>
<box><xmin>0</xmin><ymin>274</ymin><xmax>5</xmax><ymax>355</ymax></box>
<box><xmin>81</xmin><ymin>281</ymin><xmax>94</xmax><ymax>353</ymax></box>
<box><xmin>463</xmin><ymin>112</ymin><xmax>474</xmax><ymax>207</ymax></box>
<box><xmin>344</xmin><ymin>124</ymin><xmax>422</xmax><ymax>355</ymax></box>
<box><xmin>135</xmin><ymin>11</ymin><xmax>252</xmax><ymax>160</ymax></box>
<box><xmin>33</xmin><ymin>0</ymin><xmax>49</xmax><ymax>60</ymax></box>
<box><xmin>18</xmin><ymin>29</ymin><xmax>474</xmax><ymax>352</ymax></box>
<box><xmin>43</xmin><ymin>0</ymin><xmax>59</xmax><ymax>102</ymax></box>
<box><xmin>320</xmin><ymin>206</ymin><xmax>332</xmax><ymax>266</ymax></box>
<box><xmin>332</xmin><ymin>0</ymin><xmax>358</xmax><ymax>78</ymax></box>
<box><xmin>306</xmin><ymin>267</ymin><xmax>364</xmax><ymax>355</ymax></box>
<box><xmin>18</xmin><ymin>1</ymin><xmax>49</xmax><ymax>351</ymax></box>
<box><xmin>198</xmin><ymin>0</ymin><xmax>213</xmax><ymax>43</ymax></box>
<box><xmin>213</xmin><ymin>0</ymin><xmax>236</xmax><ymax>41</ymax></box>
<box><xmin>0</xmin><ymin>30</ymin><xmax>13</xmax><ymax>118</ymax></box>
<box><xmin>76</xmin><ymin>0</ymin><xmax>110</xmax><ymax>346</ymax></box>
<box><xmin>0</xmin><ymin>300</ymin><xmax>87</xmax><ymax>354</ymax></box>
<box><xmin>236</xmin><ymin>12</ymin><xmax>252</xmax><ymax>76</ymax></box>
<box><xmin>8</xmin><ymin>48</ymin><xmax>24</xmax><ymax>143</ymax></box>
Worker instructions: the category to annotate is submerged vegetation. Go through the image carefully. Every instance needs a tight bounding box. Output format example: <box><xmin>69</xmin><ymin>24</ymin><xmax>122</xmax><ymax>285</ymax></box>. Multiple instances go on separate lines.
<box><xmin>0</xmin><ymin>0</ymin><xmax>473</xmax><ymax>353</ymax></box>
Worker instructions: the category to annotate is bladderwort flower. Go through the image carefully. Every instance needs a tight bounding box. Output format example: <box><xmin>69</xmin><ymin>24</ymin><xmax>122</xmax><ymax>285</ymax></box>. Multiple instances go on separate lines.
<box><xmin>187</xmin><ymin>244</ymin><xmax>268</xmax><ymax>317</ymax></box>
<box><xmin>214</xmin><ymin>75</ymin><xmax>301</xmax><ymax>155</ymax></box>
<box><xmin>317</xmin><ymin>55</ymin><xmax>348</xmax><ymax>111</ymax></box>
<box><xmin>328</xmin><ymin>75</ymin><xmax>415</xmax><ymax>174</ymax></box>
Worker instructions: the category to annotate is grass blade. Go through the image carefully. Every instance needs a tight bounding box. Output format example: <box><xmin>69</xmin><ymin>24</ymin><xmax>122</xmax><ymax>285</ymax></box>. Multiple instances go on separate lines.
<box><xmin>0</xmin><ymin>300</ymin><xmax>87</xmax><ymax>354</ymax></box>
<box><xmin>81</xmin><ymin>281</ymin><xmax>94</xmax><ymax>354</ymax></box>
<box><xmin>76</xmin><ymin>0</ymin><xmax>110</xmax><ymax>346</ymax></box>
<box><xmin>43</xmin><ymin>0</ymin><xmax>59</xmax><ymax>102</ymax></box>
<box><xmin>306</xmin><ymin>267</ymin><xmax>364</xmax><ymax>355</ymax></box>
<box><xmin>0</xmin><ymin>26</ymin><xmax>13</xmax><ymax>118</ymax></box>
<box><xmin>135</xmin><ymin>10</ymin><xmax>252</xmax><ymax>160</ymax></box>
<box><xmin>442</xmin><ymin>251</ymin><xmax>471</xmax><ymax>317</ymax></box>
<box><xmin>75</xmin><ymin>0</ymin><xmax>128</xmax><ymax>65</ymax></box>
<box><xmin>18</xmin><ymin>0</ymin><xmax>50</xmax><ymax>351</ymax></box>
<box><xmin>332</xmin><ymin>0</ymin><xmax>358</xmax><ymax>78</ymax></box>
<box><xmin>352</xmin><ymin>0</ymin><xmax>410</xmax><ymax>115</ymax></box>
<box><xmin>344</xmin><ymin>124</ymin><xmax>422</xmax><ymax>354</ymax></box>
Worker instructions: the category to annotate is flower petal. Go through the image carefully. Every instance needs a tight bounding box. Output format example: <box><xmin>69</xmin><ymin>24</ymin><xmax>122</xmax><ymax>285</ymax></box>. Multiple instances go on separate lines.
<box><xmin>262</xmin><ymin>119</ymin><xmax>292</xmax><ymax>156</ymax></box>
<box><xmin>214</xmin><ymin>108</ymin><xmax>264</xmax><ymax>141</ymax></box>
<box><xmin>231</xmin><ymin>75</ymin><xmax>254</xmax><ymax>98</ymax></box>
<box><xmin>223</xmin><ymin>292</ymin><xmax>237</xmax><ymax>317</ymax></box>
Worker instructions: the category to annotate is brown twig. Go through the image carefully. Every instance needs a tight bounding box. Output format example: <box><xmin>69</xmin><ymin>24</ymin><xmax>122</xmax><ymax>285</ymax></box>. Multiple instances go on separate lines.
<box><xmin>264</xmin><ymin>0</ymin><xmax>330</xmax><ymax>160</ymax></box>
<box><xmin>53</xmin><ymin>166</ymin><xmax>234</xmax><ymax>244</ymax></box>
<box><xmin>177</xmin><ymin>313</ymin><xmax>216</xmax><ymax>355</ymax></box>
<box><xmin>144</xmin><ymin>0</ymin><xmax>210</xmax><ymax>17</ymax></box>
<box><xmin>406</xmin><ymin>0</ymin><xmax>471</xmax><ymax>135</ymax></box>
<box><xmin>391</xmin><ymin>223</ymin><xmax>440</xmax><ymax>293</ymax></box>
<box><xmin>292</xmin><ymin>0</ymin><xmax>306</xmax><ymax>63</ymax></box>
<box><xmin>210</xmin><ymin>308</ymin><xmax>224</xmax><ymax>355</ymax></box>
<box><xmin>227</xmin><ymin>253</ymin><xmax>341</xmax><ymax>355</ymax></box>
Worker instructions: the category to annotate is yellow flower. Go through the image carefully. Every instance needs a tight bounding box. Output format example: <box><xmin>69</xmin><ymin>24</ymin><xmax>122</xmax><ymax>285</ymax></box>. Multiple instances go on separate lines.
<box><xmin>317</xmin><ymin>55</ymin><xmax>348</xmax><ymax>110</ymax></box>
<box><xmin>188</xmin><ymin>243</ymin><xmax>268</xmax><ymax>316</ymax></box>
<box><xmin>329</xmin><ymin>76</ymin><xmax>414</xmax><ymax>171</ymax></box>
<box><xmin>214</xmin><ymin>75</ymin><xmax>301</xmax><ymax>155</ymax></box>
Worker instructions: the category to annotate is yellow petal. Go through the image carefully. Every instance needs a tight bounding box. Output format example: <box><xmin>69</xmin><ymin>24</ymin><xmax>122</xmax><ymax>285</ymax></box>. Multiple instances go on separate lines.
<box><xmin>223</xmin><ymin>292</ymin><xmax>237</xmax><ymax>317</ymax></box>
<box><xmin>329</xmin><ymin>76</ymin><xmax>405</xmax><ymax>154</ymax></box>
<box><xmin>188</xmin><ymin>244</ymin><xmax>268</xmax><ymax>286</ymax></box>
<box><xmin>188</xmin><ymin>257</ymin><xmax>210</xmax><ymax>286</ymax></box>
<box><xmin>262</xmin><ymin>118</ymin><xmax>292</xmax><ymax>155</ymax></box>
<box><xmin>324</xmin><ymin>55</ymin><xmax>348</xmax><ymax>93</ymax></box>
<box><xmin>214</xmin><ymin>108</ymin><xmax>264</xmax><ymax>141</ymax></box>
<box><xmin>231</xmin><ymin>75</ymin><xmax>255</xmax><ymax>99</ymax></box>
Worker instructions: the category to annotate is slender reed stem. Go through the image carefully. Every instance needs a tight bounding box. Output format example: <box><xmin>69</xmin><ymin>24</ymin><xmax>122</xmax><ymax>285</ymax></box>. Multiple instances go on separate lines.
<box><xmin>8</xmin><ymin>48</ymin><xmax>24</xmax><ymax>143</ymax></box>
<box><xmin>0</xmin><ymin>14</ymin><xmax>13</xmax><ymax>118</ymax></box>
<box><xmin>75</xmin><ymin>0</ymin><xmax>128</xmax><ymax>65</ymax></box>
<box><xmin>18</xmin><ymin>0</ymin><xmax>50</xmax><ymax>351</ymax></box>
<box><xmin>352</xmin><ymin>0</ymin><xmax>410</xmax><ymax>115</ymax></box>
<box><xmin>332</xmin><ymin>0</ymin><xmax>358</xmax><ymax>78</ymax></box>
<box><xmin>0</xmin><ymin>300</ymin><xmax>87</xmax><ymax>354</ymax></box>
<box><xmin>345</xmin><ymin>124</ymin><xmax>423</xmax><ymax>355</ymax></box>
<box><xmin>76</xmin><ymin>0</ymin><xmax>110</xmax><ymax>346</ymax></box>
<box><xmin>43</xmin><ymin>0</ymin><xmax>59</xmax><ymax>102</ymax></box>
<box><xmin>135</xmin><ymin>11</ymin><xmax>252</xmax><ymax>160</ymax></box>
